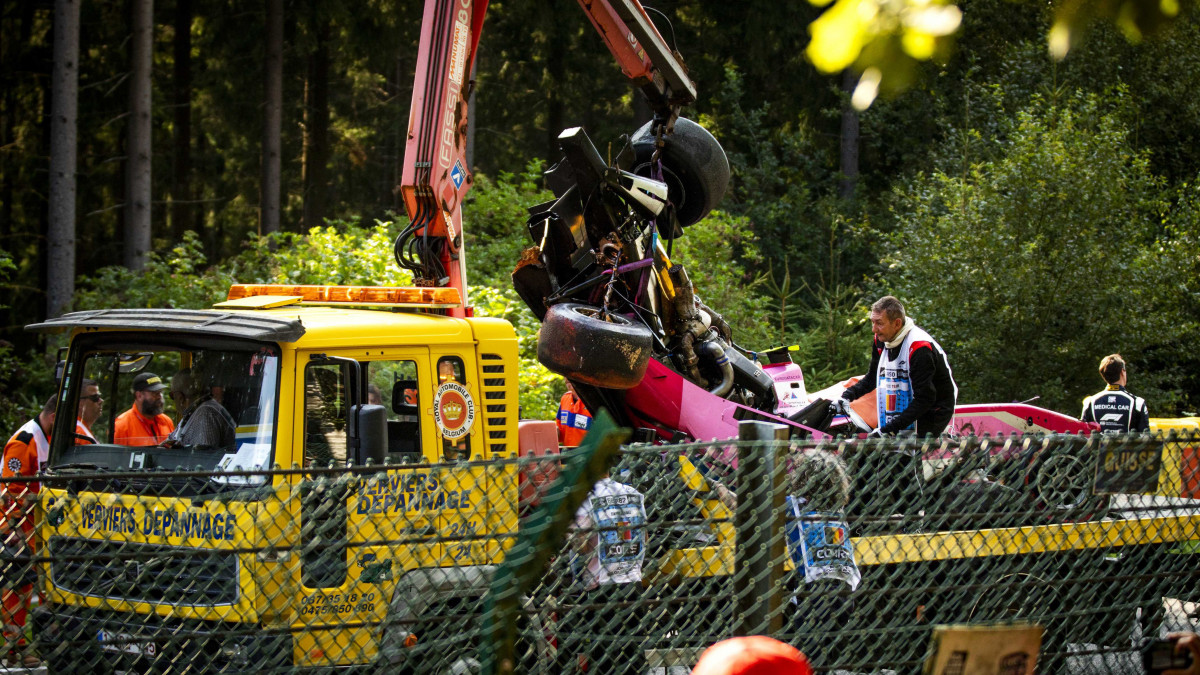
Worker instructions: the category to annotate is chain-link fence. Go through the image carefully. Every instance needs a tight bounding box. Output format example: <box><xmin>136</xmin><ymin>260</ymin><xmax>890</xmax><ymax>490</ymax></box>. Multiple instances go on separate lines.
<box><xmin>5</xmin><ymin>422</ymin><xmax>1198</xmax><ymax>674</ymax></box>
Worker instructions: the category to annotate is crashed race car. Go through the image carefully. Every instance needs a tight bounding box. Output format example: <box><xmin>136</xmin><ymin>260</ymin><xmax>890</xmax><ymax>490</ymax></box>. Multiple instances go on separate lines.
<box><xmin>511</xmin><ymin>118</ymin><xmax>1094</xmax><ymax>441</ymax></box>
<box><xmin>511</xmin><ymin>118</ymin><xmax>1116</xmax><ymax>525</ymax></box>
<box><xmin>512</xmin><ymin>118</ymin><xmax>774</xmax><ymax>434</ymax></box>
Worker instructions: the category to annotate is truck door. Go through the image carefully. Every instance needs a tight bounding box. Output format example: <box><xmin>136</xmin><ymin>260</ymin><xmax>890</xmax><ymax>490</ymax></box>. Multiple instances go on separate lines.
<box><xmin>292</xmin><ymin>349</ymin><xmax>428</xmax><ymax>666</ymax></box>
<box><xmin>427</xmin><ymin>352</ymin><xmax>512</xmax><ymax>564</ymax></box>
<box><xmin>355</xmin><ymin>352</ymin><xmax>492</xmax><ymax>564</ymax></box>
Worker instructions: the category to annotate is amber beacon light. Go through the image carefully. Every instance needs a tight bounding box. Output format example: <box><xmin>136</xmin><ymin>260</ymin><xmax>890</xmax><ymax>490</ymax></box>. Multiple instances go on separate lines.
<box><xmin>226</xmin><ymin>284</ymin><xmax>463</xmax><ymax>308</ymax></box>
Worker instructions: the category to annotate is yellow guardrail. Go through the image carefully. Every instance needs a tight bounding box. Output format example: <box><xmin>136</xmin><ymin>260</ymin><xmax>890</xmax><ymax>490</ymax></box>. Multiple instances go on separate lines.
<box><xmin>653</xmin><ymin>513</ymin><xmax>1200</xmax><ymax>578</ymax></box>
<box><xmin>855</xmin><ymin>513</ymin><xmax>1200</xmax><ymax>565</ymax></box>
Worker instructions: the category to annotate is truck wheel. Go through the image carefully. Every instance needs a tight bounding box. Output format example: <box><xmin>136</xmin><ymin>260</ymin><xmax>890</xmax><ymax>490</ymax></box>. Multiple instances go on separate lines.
<box><xmin>630</xmin><ymin>117</ymin><xmax>730</xmax><ymax>228</ymax></box>
<box><xmin>968</xmin><ymin>572</ymin><xmax>1067</xmax><ymax>673</ymax></box>
<box><xmin>538</xmin><ymin>303</ymin><xmax>653</xmax><ymax>390</ymax></box>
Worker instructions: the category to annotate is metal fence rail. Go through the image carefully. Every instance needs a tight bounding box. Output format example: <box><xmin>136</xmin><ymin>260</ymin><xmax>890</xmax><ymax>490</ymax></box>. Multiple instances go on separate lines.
<box><xmin>3</xmin><ymin>426</ymin><xmax>1197</xmax><ymax>674</ymax></box>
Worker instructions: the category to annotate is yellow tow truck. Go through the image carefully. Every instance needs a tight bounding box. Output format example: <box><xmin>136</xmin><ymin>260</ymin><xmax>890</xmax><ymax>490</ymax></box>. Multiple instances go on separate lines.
<box><xmin>29</xmin><ymin>284</ymin><xmax>545</xmax><ymax>671</ymax></box>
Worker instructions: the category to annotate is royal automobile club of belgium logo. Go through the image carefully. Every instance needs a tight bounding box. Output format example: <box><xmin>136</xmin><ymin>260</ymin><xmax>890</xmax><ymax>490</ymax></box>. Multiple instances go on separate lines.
<box><xmin>433</xmin><ymin>382</ymin><xmax>475</xmax><ymax>440</ymax></box>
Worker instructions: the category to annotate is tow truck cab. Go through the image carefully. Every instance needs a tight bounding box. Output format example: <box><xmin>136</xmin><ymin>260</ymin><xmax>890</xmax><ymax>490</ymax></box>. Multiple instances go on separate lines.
<box><xmin>29</xmin><ymin>285</ymin><xmax>526</xmax><ymax>671</ymax></box>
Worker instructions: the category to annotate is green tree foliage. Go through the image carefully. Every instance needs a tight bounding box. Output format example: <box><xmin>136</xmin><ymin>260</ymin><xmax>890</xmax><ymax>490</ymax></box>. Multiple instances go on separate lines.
<box><xmin>888</xmin><ymin>92</ymin><xmax>1187</xmax><ymax>414</ymax></box>
<box><xmin>780</xmin><ymin>281</ymin><xmax>871</xmax><ymax>391</ymax></box>
<box><xmin>65</xmin><ymin>175</ymin><xmax>577</xmax><ymax>419</ymax></box>
<box><xmin>7</xmin><ymin>0</ymin><xmax>1200</xmax><ymax>427</ymax></box>
<box><xmin>471</xmin><ymin>285</ymin><xmax>563</xmax><ymax>421</ymax></box>
<box><xmin>461</xmin><ymin>161</ymin><xmax>553</xmax><ymax>288</ymax></box>
<box><xmin>473</xmin><ymin>0</ymin><xmax>634</xmax><ymax>172</ymax></box>
<box><xmin>805</xmin><ymin>0</ymin><xmax>961</xmax><ymax>107</ymax></box>
<box><xmin>704</xmin><ymin>68</ymin><xmax>876</xmax><ymax>304</ymax></box>
<box><xmin>887</xmin><ymin>0</ymin><xmax>1200</xmax><ymax>188</ymax></box>
<box><xmin>231</xmin><ymin>221</ymin><xmax>414</xmax><ymax>287</ymax></box>
<box><xmin>1142</xmin><ymin>180</ymin><xmax>1200</xmax><ymax>414</ymax></box>
<box><xmin>0</xmin><ymin>345</ymin><xmax>56</xmax><ymax>435</ymax></box>
<box><xmin>0</xmin><ymin>249</ymin><xmax>56</xmax><ymax>432</ymax></box>
<box><xmin>72</xmin><ymin>232</ymin><xmax>233</xmax><ymax>311</ymax></box>
<box><xmin>666</xmin><ymin>209</ymin><xmax>776</xmax><ymax>352</ymax></box>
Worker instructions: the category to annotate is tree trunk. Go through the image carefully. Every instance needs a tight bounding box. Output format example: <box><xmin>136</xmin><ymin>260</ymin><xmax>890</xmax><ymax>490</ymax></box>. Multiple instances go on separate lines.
<box><xmin>392</xmin><ymin>53</ymin><xmax>407</xmax><ymax>211</ymax></box>
<box><xmin>838</xmin><ymin>68</ymin><xmax>860</xmax><ymax>201</ymax></box>
<box><xmin>545</xmin><ymin>14</ymin><xmax>565</xmax><ymax>160</ymax></box>
<box><xmin>171</xmin><ymin>0</ymin><xmax>193</xmax><ymax>241</ymax></box>
<box><xmin>47</xmin><ymin>0</ymin><xmax>80</xmax><ymax>318</ymax></box>
<box><xmin>302</xmin><ymin>22</ymin><xmax>330</xmax><ymax>231</ymax></box>
<box><xmin>260</xmin><ymin>0</ymin><xmax>283</xmax><ymax>235</ymax></box>
<box><xmin>125</xmin><ymin>0</ymin><xmax>154</xmax><ymax>270</ymax></box>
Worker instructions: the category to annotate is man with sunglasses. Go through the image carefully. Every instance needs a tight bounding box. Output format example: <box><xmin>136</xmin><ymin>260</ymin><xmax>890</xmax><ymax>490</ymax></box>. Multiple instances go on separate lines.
<box><xmin>75</xmin><ymin>379</ymin><xmax>102</xmax><ymax>444</ymax></box>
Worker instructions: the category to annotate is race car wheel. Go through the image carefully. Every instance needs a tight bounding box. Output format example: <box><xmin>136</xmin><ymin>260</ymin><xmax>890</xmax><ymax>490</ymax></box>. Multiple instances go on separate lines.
<box><xmin>1028</xmin><ymin>445</ymin><xmax>1110</xmax><ymax>521</ymax></box>
<box><xmin>537</xmin><ymin>303</ymin><xmax>653</xmax><ymax>389</ymax></box>
<box><xmin>630</xmin><ymin>117</ymin><xmax>730</xmax><ymax>228</ymax></box>
<box><xmin>1034</xmin><ymin>454</ymin><xmax>1087</xmax><ymax>506</ymax></box>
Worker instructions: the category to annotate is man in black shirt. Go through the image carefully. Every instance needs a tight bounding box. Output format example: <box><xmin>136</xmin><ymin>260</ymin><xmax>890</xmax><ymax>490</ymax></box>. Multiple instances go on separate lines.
<box><xmin>836</xmin><ymin>296</ymin><xmax>957</xmax><ymax>437</ymax></box>
<box><xmin>167</xmin><ymin>368</ymin><xmax>236</xmax><ymax>450</ymax></box>
<box><xmin>1081</xmin><ymin>354</ymin><xmax>1150</xmax><ymax>433</ymax></box>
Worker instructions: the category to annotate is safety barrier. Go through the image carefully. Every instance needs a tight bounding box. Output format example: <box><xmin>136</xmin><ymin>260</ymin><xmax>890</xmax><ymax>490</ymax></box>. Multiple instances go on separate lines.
<box><xmin>3</xmin><ymin>423</ymin><xmax>1197</xmax><ymax>673</ymax></box>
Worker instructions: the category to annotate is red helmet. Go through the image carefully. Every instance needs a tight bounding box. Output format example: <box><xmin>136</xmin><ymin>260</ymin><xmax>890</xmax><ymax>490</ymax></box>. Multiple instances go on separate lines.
<box><xmin>691</xmin><ymin>636</ymin><xmax>813</xmax><ymax>675</ymax></box>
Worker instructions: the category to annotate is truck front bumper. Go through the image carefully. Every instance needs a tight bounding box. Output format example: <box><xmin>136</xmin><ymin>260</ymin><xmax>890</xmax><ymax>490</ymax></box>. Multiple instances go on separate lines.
<box><xmin>33</xmin><ymin>603</ymin><xmax>293</xmax><ymax>673</ymax></box>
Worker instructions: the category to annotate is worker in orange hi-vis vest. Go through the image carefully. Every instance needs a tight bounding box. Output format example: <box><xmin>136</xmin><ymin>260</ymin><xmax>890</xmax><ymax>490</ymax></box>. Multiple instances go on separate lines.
<box><xmin>1</xmin><ymin>394</ymin><xmax>55</xmax><ymax>668</ymax></box>
<box><xmin>556</xmin><ymin>383</ymin><xmax>592</xmax><ymax>447</ymax></box>
<box><xmin>75</xmin><ymin>378</ymin><xmax>103</xmax><ymax>445</ymax></box>
<box><xmin>113</xmin><ymin>372</ymin><xmax>174</xmax><ymax>446</ymax></box>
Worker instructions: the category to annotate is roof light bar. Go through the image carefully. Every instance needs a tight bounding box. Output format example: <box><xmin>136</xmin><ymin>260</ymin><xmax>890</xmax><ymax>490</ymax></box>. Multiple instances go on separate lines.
<box><xmin>227</xmin><ymin>284</ymin><xmax>463</xmax><ymax>308</ymax></box>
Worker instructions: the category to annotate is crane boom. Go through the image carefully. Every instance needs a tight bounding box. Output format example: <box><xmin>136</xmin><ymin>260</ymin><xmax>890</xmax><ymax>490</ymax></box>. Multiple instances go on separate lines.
<box><xmin>397</xmin><ymin>0</ymin><xmax>694</xmax><ymax>318</ymax></box>
<box><xmin>576</xmin><ymin>0</ymin><xmax>696</xmax><ymax>119</ymax></box>
<box><xmin>398</xmin><ymin>0</ymin><xmax>488</xmax><ymax>318</ymax></box>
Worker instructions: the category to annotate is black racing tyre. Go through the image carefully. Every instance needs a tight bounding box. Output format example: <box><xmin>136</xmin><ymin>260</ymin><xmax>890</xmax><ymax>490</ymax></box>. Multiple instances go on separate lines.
<box><xmin>537</xmin><ymin>303</ymin><xmax>653</xmax><ymax>390</ymax></box>
<box><xmin>630</xmin><ymin>117</ymin><xmax>730</xmax><ymax>227</ymax></box>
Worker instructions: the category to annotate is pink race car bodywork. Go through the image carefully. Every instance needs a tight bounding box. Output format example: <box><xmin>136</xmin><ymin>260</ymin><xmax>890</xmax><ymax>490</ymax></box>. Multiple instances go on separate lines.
<box><xmin>623</xmin><ymin>361</ymin><xmax>1095</xmax><ymax>443</ymax></box>
<box><xmin>613</xmin><ymin>362</ymin><xmax>1097</xmax><ymax>475</ymax></box>
<box><xmin>951</xmin><ymin>403</ymin><xmax>1095</xmax><ymax>437</ymax></box>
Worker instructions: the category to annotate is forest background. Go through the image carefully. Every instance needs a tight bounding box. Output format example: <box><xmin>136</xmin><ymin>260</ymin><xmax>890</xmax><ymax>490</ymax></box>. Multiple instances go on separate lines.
<box><xmin>2</xmin><ymin>0</ymin><xmax>1199</xmax><ymax>429</ymax></box>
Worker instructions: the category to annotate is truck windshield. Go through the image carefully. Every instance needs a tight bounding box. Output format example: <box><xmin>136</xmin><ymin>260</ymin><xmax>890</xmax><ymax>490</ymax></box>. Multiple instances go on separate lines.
<box><xmin>52</xmin><ymin>335</ymin><xmax>280</xmax><ymax>486</ymax></box>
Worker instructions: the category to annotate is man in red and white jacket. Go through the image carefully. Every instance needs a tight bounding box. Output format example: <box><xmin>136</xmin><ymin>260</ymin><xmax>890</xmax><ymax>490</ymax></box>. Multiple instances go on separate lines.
<box><xmin>837</xmin><ymin>296</ymin><xmax>958</xmax><ymax>438</ymax></box>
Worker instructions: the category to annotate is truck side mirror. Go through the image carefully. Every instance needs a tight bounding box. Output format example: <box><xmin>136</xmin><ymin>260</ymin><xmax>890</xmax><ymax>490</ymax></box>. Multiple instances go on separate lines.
<box><xmin>351</xmin><ymin>404</ymin><xmax>388</xmax><ymax>465</ymax></box>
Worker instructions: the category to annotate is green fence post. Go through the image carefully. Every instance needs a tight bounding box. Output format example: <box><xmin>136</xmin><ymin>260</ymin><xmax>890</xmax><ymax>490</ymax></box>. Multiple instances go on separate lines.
<box><xmin>734</xmin><ymin>420</ymin><xmax>788</xmax><ymax>636</ymax></box>
<box><xmin>479</xmin><ymin>410</ymin><xmax>630</xmax><ymax>675</ymax></box>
